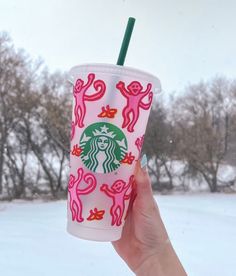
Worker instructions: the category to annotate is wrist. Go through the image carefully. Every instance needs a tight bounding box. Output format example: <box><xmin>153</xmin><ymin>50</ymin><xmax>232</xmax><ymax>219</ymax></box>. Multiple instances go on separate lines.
<box><xmin>158</xmin><ymin>243</ymin><xmax>187</xmax><ymax>276</ymax></box>
<box><xmin>135</xmin><ymin>238</ymin><xmax>171</xmax><ymax>276</ymax></box>
<box><xmin>135</xmin><ymin>254</ymin><xmax>164</xmax><ymax>276</ymax></box>
<box><xmin>135</xmin><ymin>242</ymin><xmax>187</xmax><ymax>276</ymax></box>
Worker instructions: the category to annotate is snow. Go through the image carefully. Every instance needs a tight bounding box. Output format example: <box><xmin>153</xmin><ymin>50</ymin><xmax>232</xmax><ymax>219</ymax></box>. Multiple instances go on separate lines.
<box><xmin>0</xmin><ymin>194</ymin><xmax>236</xmax><ymax>276</ymax></box>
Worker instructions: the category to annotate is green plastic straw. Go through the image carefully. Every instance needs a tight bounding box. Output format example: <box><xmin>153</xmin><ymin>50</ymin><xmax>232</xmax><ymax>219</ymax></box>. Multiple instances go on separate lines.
<box><xmin>117</xmin><ymin>17</ymin><xmax>136</xmax><ymax>66</ymax></box>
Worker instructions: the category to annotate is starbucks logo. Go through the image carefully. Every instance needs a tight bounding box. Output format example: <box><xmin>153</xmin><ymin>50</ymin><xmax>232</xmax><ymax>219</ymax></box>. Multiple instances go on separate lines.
<box><xmin>80</xmin><ymin>122</ymin><xmax>128</xmax><ymax>173</ymax></box>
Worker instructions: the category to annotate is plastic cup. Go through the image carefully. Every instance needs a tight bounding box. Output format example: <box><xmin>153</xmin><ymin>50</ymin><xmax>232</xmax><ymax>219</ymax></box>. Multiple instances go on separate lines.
<box><xmin>67</xmin><ymin>63</ymin><xmax>161</xmax><ymax>241</ymax></box>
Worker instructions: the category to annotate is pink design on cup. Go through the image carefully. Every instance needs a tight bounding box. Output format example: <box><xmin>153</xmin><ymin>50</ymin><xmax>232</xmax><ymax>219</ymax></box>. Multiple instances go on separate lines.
<box><xmin>100</xmin><ymin>175</ymin><xmax>135</xmax><ymax>226</ymax></box>
<box><xmin>71</xmin><ymin>121</ymin><xmax>76</xmax><ymax>141</ymax></box>
<box><xmin>87</xmin><ymin>208</ymin><xmax>105</xmax><ymax>221</ymax></box>
<box><xmin>73</xmin><ymin>73</ymin><xmax>106</xmax><ymax>128</ymax></box>
<box><xmin>120</xmin><ymin>152</ymin><xmax>135</xmax><ymax>165</ymax></box>
<box><xmin>98</xmin><ymin>105</ymin><xmax>117</xmax><ymax>119</ymax></box>
<box><xmin>71</xmin><ymin>144</ymin><xmax>83</xmax><ymax>157</ymax></box>
<box><xmin>68</xmin><ymin>168</ymin><xmax>97</xmax><ymax>222</ymax></box>
<box><xmin>124</xmin><ymin>184</ymin><xmax>137</xmax><ymax>220</ymax></box>
<box><xmin>135</xmin><ymin>135</ymin><xmax>145</xmax><ymax>157</ymax></box>
<box><xmin>116</xmin><ymin>81</ymin><xmax>153</xmax><ymax>132</ymax></box>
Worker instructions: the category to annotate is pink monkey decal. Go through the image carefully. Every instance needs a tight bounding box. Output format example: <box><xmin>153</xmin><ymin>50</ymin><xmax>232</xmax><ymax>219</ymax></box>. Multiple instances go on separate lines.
<box><xmin>73</xmin><ymin>73</ymin><xmax>106</xmax><ymax>128</ymax></box>
<box><xmin>124</xmin><ymin>184</ymin><xmax>137</xmax><ymax>220</ymax></box>
<box><xmin>135</xmin><ymin>135</ymin><xmax>145</xmax><ymax>158</ymax></box>
<box><xmin>71</xmin><ymin>121</ymin><xmax>76</xmax><ymax>141</ymax></box>
<box><xmin>68</xmin><ymin>168</ymin><xmax>97</xmax><ymax>222</ymax></box>
<box><xmin>116</xmin><ymin>81</ymin><xmax>153</xmax><ymax>132</ymax></box>
<box><xmin>100</xmin><ymin>175</ymin><xmax>135</xmax><ymax>226</ymax></box>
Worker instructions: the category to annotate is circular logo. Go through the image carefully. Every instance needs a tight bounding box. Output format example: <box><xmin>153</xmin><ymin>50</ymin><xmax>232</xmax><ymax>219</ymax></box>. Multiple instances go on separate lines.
<box><xmin>80</xmin><ymin>122</ymin><xmax>128</xmax><ymax>173</ymax></box>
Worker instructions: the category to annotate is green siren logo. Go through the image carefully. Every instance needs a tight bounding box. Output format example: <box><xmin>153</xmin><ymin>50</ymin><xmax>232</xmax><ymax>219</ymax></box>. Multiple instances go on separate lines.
<box><xmin>80</xmin><ymin>122</ymin><xmax>128</xmax><ymax>173</ymax></box>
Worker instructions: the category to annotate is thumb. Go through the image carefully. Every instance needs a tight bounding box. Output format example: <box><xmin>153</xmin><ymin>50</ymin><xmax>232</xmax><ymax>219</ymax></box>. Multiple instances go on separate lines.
<box><xmin>134</xmin><ymin>158</ymin><xmax>161</xmax><ymax>218</ymax></box>
<box><xmin>134</xmin><ymin>158</ymin><xmax>154</xmax><ymax>203</ymax></box>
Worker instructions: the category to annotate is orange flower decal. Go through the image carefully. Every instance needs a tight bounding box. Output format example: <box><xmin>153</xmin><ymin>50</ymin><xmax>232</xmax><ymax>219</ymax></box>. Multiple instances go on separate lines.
<box><xmin>98</xmin><ymin>105</ymin><xmax>117</xmax><ymax>118</ymax></box>
<box><xmin>121</xmin><ymin>152</ymin><xmax>135</xmax><ymax>165</ymax></box>
<box><xmin>72</xmin><ymin>144</ymin><xmax>83</xmax><ymax>157</ymax></box>
<box><xmin>87</xmin><ymin>208</ymin><xmax>105</xmax><ymax>221</ymax></box>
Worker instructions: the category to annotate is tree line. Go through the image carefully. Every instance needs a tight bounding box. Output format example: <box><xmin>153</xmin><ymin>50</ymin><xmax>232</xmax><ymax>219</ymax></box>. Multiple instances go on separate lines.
<box><xmin>0</xmin><ymin>33</ymin><xmax>70</xmax><ymax>200</ymax></box>
<box><xmin>0</xmin><ymin>33</ymin><xmax>236</xmax><ymax>200</ymax></box>
<box><xmin>144</xmin><ymin>77</ymin><xmax>236</xmax><ymax>192</ymax></box>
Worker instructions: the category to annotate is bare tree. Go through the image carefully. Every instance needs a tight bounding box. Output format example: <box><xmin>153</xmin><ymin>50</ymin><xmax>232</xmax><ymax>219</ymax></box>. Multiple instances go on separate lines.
<box><xmin>225</xmin><ymin>80</ymin><xmax>236</xmax><ymax>166</ymax></box>
<box><xmin>172</xmin><ymin>77</ymin><xmax>236</xmax><ymax>192</ymax></box>
<box><xmin>0</xmin><ymin>33</ymin><xmax>33</xmax><ymax>195</ymax></box>
<box><xmin>19</xmin><ymin>71</ymin><xmax>71</xmax><ymax>198</ymax></box>
<box><xmin>0</xmin><ymin>32</ymin><xmax>70</xmax><ymax>199</ymax></box>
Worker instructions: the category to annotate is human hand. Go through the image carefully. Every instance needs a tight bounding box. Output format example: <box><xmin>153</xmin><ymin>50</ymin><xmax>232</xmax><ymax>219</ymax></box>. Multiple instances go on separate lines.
<box><xmin>112</xmin><ymin>160</ymin><xmax>187</xmax><ymax>276</ymax></box>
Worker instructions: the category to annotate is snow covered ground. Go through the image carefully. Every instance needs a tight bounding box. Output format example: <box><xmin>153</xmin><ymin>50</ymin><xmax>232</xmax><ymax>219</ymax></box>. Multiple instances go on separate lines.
<box><xmin>0</xmin><ymin>194</ymin><xmax>236</xmax><ymax>276</ymax></box>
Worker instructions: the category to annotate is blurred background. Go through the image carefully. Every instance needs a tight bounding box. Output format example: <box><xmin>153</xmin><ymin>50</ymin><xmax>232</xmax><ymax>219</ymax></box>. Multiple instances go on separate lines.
<box><xmin>0</xmin><ymin>0</ymin><xmax>236</xmax><ymax>276</ymax></box>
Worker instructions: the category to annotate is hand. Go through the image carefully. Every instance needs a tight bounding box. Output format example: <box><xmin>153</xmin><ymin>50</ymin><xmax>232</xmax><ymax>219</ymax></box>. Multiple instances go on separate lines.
<box><xmin>112</xmin><ymin>161</ymin><xmax>187</xmax><ymax>276</ymax></box>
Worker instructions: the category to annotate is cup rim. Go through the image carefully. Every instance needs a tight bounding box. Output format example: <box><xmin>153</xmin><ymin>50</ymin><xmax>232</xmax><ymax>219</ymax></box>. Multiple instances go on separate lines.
<box><xmin>69</xmin><ymin>63</ymin><xmax>160</xmax><ymax>84</ymax></box>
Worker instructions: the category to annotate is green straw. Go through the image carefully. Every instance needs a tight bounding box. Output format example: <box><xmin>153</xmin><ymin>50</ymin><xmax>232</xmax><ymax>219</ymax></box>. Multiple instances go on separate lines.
<box><xmin>117</xmin><ymin>17</ymin><xmax>136</xmax><ymax>66</ymax></box>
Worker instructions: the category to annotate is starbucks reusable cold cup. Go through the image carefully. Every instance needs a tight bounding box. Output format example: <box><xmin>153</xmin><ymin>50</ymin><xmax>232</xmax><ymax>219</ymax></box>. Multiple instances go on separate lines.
<box><xmin>67</xmin><ymin>63</ymin><xmax>161</xmax><ymax>241</ymax></box>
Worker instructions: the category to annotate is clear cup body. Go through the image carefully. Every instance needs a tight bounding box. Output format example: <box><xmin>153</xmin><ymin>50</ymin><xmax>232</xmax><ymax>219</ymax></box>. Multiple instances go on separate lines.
<box><xmin>67</xmin><ymin>63</ymin><xmax>161</xmax><ymax>241</ymax></box>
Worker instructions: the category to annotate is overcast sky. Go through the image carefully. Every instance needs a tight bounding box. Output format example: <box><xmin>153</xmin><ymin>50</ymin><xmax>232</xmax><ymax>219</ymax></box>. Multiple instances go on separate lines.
<box><xmin>0</xmin><ymin>0</ymin><xmax>236</xmax><ymax>93</ymax></box>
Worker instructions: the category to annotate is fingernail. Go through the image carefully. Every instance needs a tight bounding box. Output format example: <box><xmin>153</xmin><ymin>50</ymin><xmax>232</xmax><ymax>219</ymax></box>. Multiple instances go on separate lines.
<box><xmin>140</xmin><ymin>154</ymin><xmax>147</xmax><ymax>172</ymax></box>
